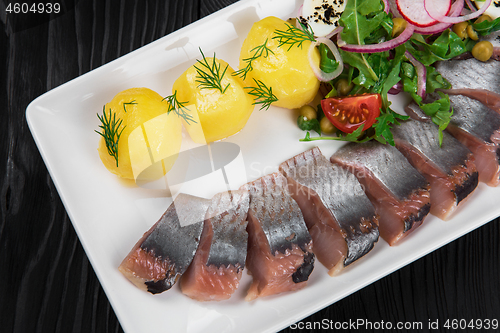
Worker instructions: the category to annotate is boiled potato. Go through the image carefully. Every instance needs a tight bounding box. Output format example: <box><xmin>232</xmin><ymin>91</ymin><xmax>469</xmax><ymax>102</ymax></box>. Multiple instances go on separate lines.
<box><xmin>239</xmin><ymin>16</ymin><xmax>320</xmax><ymax>109</ymax></box>
<box><xmin>97</xmin><ymin>87</ymin><xmax>182</xmax><ymax>180</ymax></box>
<box><xmin>172</xmin><ymin>57</ymin><xmax>255</xmax><ymax>143</ymax></box>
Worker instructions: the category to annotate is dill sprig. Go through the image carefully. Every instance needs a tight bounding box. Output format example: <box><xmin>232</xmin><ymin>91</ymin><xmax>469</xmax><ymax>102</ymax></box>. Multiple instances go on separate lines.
<box><xmin>95</xmin><ymin>106</ymin><xmax>126</xmax><ymax>167</ymax></box>
<box><xmin>194</xmin><ymin>48</ymin><xmax>230</xmax><ymax>94</ymax></box>
<box><xmin>245</xmin><ymin>79</ymin><xmax>278</xmax><ymax>111</ymax></box>
<box><xmin>233</xmin><ymin>39</ymin><xmax>275</xmax><ymax>80</ymax></box>
<box><xmin>273</xmin><ymin>21</ymin><xmax>316</xmax><ymax>51</ymax></box>
<box><xmin>162</xmin><ymin>91</ymin><xmax>197</xmax><ymax>125</ymax></box>
<box><xmin>123</xmin><ymin>100</ymin><xmax>137</xmax><ymax>113</ymax></box>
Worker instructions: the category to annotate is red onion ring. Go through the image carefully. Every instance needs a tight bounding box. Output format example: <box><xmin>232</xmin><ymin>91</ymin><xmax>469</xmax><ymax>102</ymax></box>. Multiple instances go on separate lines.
<box><xmin>405</xmin><ymin>51</ymin><xmax>427</xmax><ymax>99</ymax></box>
<box><xmin>382</xmin><ymin>0</ymin><xmax>390</xmax><ymax>14</ymax></box>
<box><xmin>308</xmin><ymin>37</ymin><xmax>343</xmax><ymax>82</ymax></box>
<box><xmin>424</xmin><ymin>0</ymin><xmax>491</xmax><ymax>23</ymax></box>
<box><xmin>337</xmin><ymin>24</ymin><xmax>414</xmax><ymax>53</ymax></box>
<box><xmin>324</xmin><ymin>26</ymin><xmax>343</xmax><ymax>40</ymax></box>
<box><xmin>389</xmin><ymin>82</ymin><xmax>403</xmax><ymax>95</ymax></box>
<box><xmin>465</xmin><ymin>0</ymin><xmax>477</xmax><ymax>12</ymax></box>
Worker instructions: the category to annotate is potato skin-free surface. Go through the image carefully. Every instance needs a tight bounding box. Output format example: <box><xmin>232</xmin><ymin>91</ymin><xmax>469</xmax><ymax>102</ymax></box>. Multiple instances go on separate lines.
<box><xmin>172</xmin><ymin>58</ymin><xmax>255</xmax><ymax>143</ymax></box>
<box><xmin>239</xmin><ymin>16</ymin><xmax>320</xmax><ymax>109</ymax></box>
<box><xmin>97</xmin><ymin>87</ymin><xmax>182</xmax><ymax>180</ymax></box>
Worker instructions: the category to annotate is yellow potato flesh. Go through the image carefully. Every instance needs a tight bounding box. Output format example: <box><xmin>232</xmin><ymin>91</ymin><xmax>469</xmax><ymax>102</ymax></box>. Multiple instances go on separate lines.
<box><xmin>172</xmin><ymin>58</ymin><xmax>255</xmax><ymax>143</ymax></box>
<box><xmin>239</xmin><ymin>16</ymin><xmax>320</xmax><ymax>110</ymax></box>
<box><xmin>97</xmin><ymin>87</ymin><xmax>182</xmax><ymax>180</ymax></box>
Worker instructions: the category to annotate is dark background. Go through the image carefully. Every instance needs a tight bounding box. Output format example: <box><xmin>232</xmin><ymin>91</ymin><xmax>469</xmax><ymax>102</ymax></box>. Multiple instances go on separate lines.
<box><xmin>1</xmin><ymin>0</ymin><xmax>499</xmax><ymax>332</ymax></box>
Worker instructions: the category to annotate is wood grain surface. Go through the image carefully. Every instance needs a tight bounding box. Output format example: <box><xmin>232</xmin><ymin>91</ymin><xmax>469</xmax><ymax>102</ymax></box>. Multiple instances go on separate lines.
<box><xmin>1</xmin><ymin>0</ymin><xmax>499</xmax><ymax>332</ymax></box>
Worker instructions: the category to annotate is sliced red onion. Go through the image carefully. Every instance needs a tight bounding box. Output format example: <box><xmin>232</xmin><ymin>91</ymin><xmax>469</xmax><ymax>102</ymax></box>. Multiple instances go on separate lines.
<box><xmin>465</xmin><ymin>0</ymin><xmax>477</xmax><ymax>12</ymax></box>
<box><xmin>324</xmin><ymin>26</ymin><xmax>343</xmax><ymax>40</ymax></box>
<box><xmin>382</xmin><ymin>0</ymin><xmax>390</xmax><ymax>13</ymax></box>
<box><xmin>389</xmin><ymin>82</ymin><xmax>403</xmax><ymax>94</ymax></box>
<box><xmin>337</xmin><ymin>24</ymin><xmax>414</xmax><ymax>53</ymax></box>
<box><xmin>405</xmin><ymin>50</ymin><xmax>427</xmax><ymax>99</ymax></box>
<box><xmin>413</xmin><ymin>0</ymin><xmax>464</xmax><ymax>34</ymax></box>
<box><xmin>309</xmin><ymin>37</ymin><xmax>343</xmax><ymax>82</ymax></box>
<box><xmin>388</xmin><ymin>0</ymin><xmax>402</xmax><ymax>17</ymax></box>
<box><xmin>424</xmin><ymin>0</ymin><xmax>491</xmax><ymax>24</ymax></box>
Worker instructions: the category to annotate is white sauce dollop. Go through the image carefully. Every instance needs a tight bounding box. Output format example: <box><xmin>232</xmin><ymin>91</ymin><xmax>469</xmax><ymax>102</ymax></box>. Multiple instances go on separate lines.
<box><xmin>473</xmin><ymin>0</ymin><xmax>500</xmax><ymax>19</ymax></box>
<box><xmin>300</xmin><ymin>0</ymin><xmax>346</xmax><ymax>37</ymax></box>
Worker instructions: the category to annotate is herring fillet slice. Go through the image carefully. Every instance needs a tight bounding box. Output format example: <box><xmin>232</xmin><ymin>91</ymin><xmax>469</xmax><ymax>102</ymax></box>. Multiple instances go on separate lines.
<box><xmin>180</xmin><ymin>190</ymin><xmax>250</xmax><ymax>301</ymax></box>
<box><xmin>436</xmin><ymin>57</ymin><xmax>500</xmax><ymax>113</ymax></box>
<box><xmin>240</xmin><ymin>172</ymin><xmax>314</xmax><ymax>301</ymax></box>
<box><xmin>392</xmin><ymin>118</ymin><xmax>478</xmax><ymax>220</ymax></box>
<box><xmin>118</xmin><ymin>193</ymin><xmax>209</xmax><ymax>294</ymax></box>
<box><xmin>445</xmin><ymin>95</ymin><xmax>500</xmax><ymax>187</ymax></box>
<box><xmin>331</xmin><ymin>142</ymin><xmax>431</xmax><ymax>246</ymax></box>
<box><xmin>279</xmin><ymin>147</ymin><xmax>379</xmax><ymax>275</ymax></box>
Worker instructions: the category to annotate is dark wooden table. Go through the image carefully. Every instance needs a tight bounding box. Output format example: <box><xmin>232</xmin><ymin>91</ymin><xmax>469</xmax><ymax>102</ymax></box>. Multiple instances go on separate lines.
<box><xmin>1</xmin><ymin>0</ymin><xmax>499</xmax><ymax>332</ymax></box>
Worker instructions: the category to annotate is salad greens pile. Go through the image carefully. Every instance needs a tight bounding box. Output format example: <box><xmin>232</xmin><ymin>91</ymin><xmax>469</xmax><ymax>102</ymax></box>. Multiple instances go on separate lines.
<box><xmin>302</xmin><ymin>0</ymin><xmax>500</xmax><ymax>146</ymax></box>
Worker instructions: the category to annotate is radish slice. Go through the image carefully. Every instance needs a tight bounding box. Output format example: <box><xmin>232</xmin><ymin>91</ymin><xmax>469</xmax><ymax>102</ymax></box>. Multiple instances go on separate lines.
<box><xmin>397</xmin><ymin>0</ymin><xmax>451</xmax><ymax>27</ymax></box>
<box><xmin>309</xmin><ymin>37</ymin><xmax>343</xmax><ymax>82</ymax></box>
<box><xmin>413</xmin><ymin>0</ymin><xmax>464</xmax><ymax>35</ymax></box>
<box><xmin>425</xmin><ymin>0</ymin><xmax>492</xmax><ymax>23</ymax></box>
<box><xmin>338</xmin><ymin>24</ymin><xmax>415</xmax><ymax>53</ymax></box>
<box><xmin>405</xmin><ymin>51</ymin><xmax>427</xmax><ymax>99</ymax></box>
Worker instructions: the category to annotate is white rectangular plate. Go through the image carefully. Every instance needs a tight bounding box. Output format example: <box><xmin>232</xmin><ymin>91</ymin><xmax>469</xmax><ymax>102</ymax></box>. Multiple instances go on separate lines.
<box><xmin>26</xmin><ymin>0</ymin><xmax>500</xmax><ymax>332</ymax></box>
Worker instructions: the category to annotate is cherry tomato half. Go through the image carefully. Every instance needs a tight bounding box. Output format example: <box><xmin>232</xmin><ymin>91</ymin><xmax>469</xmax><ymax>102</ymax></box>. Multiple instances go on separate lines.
<box><xmin>321</xmin><ymin>93</ymin><xmax>382</xmax><ymax>134</ymax></box>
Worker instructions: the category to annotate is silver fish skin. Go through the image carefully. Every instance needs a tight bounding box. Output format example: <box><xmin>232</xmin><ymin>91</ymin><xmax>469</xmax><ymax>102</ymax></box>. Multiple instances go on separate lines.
<box><xmin>392</xmin><ymin>119</ymin><xmax>472</xmax><ymax>176</ymax></box>
<box><xmin>331</xmin><ymin>141</ymin><xmax>431</xmax><ymax>245</ymax></box>
<box><xmin>446</xmin><ymin>95</ymin><xmax>500</xmax><ymax>186</ymax></box>
<box><xmin>448</xmin><ymin>95</ymin><xmax>500</xmax><ymax>144</ymax></box>
<box><xmin>119</xmin><ymin>193</ymin><xmax>209</xmax><ymax>294</ymax></box>
<box><xmin>391</xmin><ymin>119</ymin><xmax>479</xmax><ymax>219</ymax></box>
<box><xmin>332</xmin><ymin>141</ymin><xmax>429</xmax><ymax>202</ymax></box>
<box><xmin>241</xmin><ymin>172</ymin><xmax>314</xmax><ymax>300</ymax></box>
<box><xmin>205</xmin><ymin>190</ymin><xmax>250</xmax><ymax>270</ymax></box>
<box><xmin>436</xmin><ymin>57</ymin><xmax>500</xmax><ymax>112</ymax></box>
<box><xmin>241</xmin><ymin>172</ymin><xmax>312</xmax><ymax>255</ymax></box>
<box><xmin>280</xmin><ymin>147</ymin><xmax>379</xmax><ymax>267</ymax></box>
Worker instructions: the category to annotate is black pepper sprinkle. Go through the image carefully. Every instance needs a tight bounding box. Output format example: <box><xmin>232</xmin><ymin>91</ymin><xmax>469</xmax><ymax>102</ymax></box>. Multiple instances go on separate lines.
<box><xmin>305</xmin><ymin>0</ymin><xmax>345</xmax><ymax>28</ymax></box>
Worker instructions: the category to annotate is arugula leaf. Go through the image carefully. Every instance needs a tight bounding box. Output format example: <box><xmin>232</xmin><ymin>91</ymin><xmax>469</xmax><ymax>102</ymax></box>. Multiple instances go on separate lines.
<box><xmin>300</xmin><ymin>125</ymin><xmax>370</xmax><ymax>143</ymax></box>
<box><xmin>412</xmin><ymin>91</ymin><xmax>453</xmax><ymax>146</ymax></box>
<box><xmin>339</xmin><ymin>0</ymin><xmax>386</xmax><ymax>45</ymax></box>
<box><xmin>400</xmin><ymin>60</ymin><xmax>450</xmax><ymax>96</ymax></box>
<box><xmin>319</xmin><ymin>43</ymin><xmax>340</xmax><ymax>74</ymax></box>
<box><xmin>373</xmin><ymin>109</ymin><xmax>409</xmax><ymax>146</ymax></box>
<box><xmin>405</xmin><ymin>31</ymin><xmax>468</xmax><ymax>66</ymax></box>
<box><xmin>297</xmin><ymin>116</ymin><xmax>321</xmax><ymax>136</ymax></box>
<box><xmin>425</xmin><ymin>66</ymin><xmax>451</xmax><ymax>94</ymax></box>
<box><xmin>472</xmin><ymin>16</ymin><xmax>500</xmax><ymax>36</ymax></box>
<box><xmin>339</xmin><ymin>0</ymin><xmax>392</xmax><ymax>82</ymax></box>
<box><xmin>379</xmin><ymin>45</ymin><xmax>406</xmax><ymax>107</ymax></box>
<box><xmin>340</xmin><ymin>49</ymin><xmax>379</xmax><ymax>83</ymax></box>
